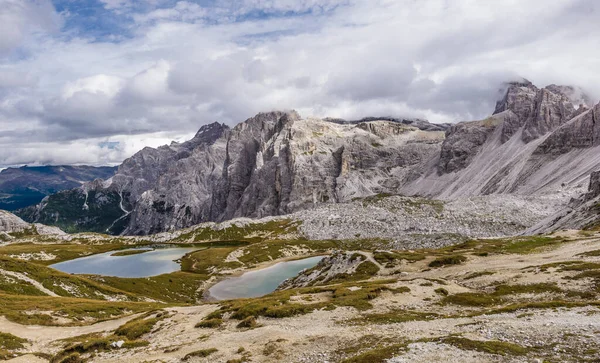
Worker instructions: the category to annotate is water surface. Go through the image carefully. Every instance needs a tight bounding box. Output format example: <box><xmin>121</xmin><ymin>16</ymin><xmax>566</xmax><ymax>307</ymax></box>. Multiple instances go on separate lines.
<box><xmin>50</xmin><ymin>247</ymin><xmax>200</xmax><ymax>278</ymax></box>
<box><xmin>208</xmin><ymin>256</ymin><xmax>323</xmax><ymax>300</ymax></box>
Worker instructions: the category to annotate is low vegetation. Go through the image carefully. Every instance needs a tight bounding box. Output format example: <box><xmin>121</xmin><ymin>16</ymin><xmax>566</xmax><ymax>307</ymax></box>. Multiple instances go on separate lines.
<box><xmin>195</xmin><ymin>318</ymin><xmax>223</xmax><ymax>328</ymax></box>
<box><xmin>110</xmin><ymin>249</ymin><xmax>150</xmax><ymax>257</ymax></box>
<box><xmin>340</xmin><ymin>343</ymin><xmax>408</xmax><ymax>363</ymax></box>
<box><xmin>0</xmin><ymin>293</ymin><xmax>163</xmax><ymax>326</ymax></box>
<box><xmin>347</xmin><ymin>310</ymin><xmax>440</xmax><ymax>325</ymax></box>
<box><xmin>92</xmin><ymin>271</ymin><xmax>209</xmax><ymax>304</ymax></box>
<box><xmin>435</xmin><ymin>336</ymin><xmax>527</xmax><ymax>356</ymax></box>
<box><xmin>183</xmin><ymin>348</ymin><xmax>218</xmax><ymax>360</ymax></box>
<box><xmin>0</xmin><ymin>332</ymin><xmax>27</xmax><ymax>358</ymax></box>
<box><xmin>176</xmin><ymin>219</ymin><xmax>301</xmax><ymax>243</ymax></box>
<box><xmin>0</xmin><ymin>243</ymin><xmax>126</xmax><ymax>265</ymax></box>
<box><xmin>51</xmin><ymin>334</ymin><xmax>149</xmax><ymax>363</ymax></box>
<box><xmin>114</xmin><ymin>311</ymin><xmax>168</xmax><ymax>340</ymax></box>
<box><xmin>428</xmin><ymin>255</ymin><xmax>467</xmax><ymax>267</ymax></box>
<box><xmin>197</xmin><ymin>280</ymin><xmax>403</xmax><ymax>327</ymax></box>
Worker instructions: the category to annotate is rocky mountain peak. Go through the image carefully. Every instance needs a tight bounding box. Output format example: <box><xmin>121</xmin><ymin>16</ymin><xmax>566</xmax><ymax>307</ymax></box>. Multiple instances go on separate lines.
<box><xmin>493</xmin><ymin>79</ymin><xmax>578</xmax><ymax>143</ymax></box>
<box><xmin>545</xmin><ymin>84</ymin><xmax>593</xmax><ymax>109</ymax></box>
<box><xmin>233</xmin><ymin>110</ymin><xmax>299</xmax><ymax>131</ymax></box>
<box><xmin>193</xmin><ymin>122</ymin><xmax>229</xmax><ymax>141</ymax></box>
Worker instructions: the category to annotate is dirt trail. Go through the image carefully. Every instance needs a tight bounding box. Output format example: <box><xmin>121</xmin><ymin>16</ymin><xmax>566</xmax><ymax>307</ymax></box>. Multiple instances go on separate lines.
<box><xmin>0</xmin><ymin>313</ymin><xmax>143</xmax><ymax>351</ymax></box>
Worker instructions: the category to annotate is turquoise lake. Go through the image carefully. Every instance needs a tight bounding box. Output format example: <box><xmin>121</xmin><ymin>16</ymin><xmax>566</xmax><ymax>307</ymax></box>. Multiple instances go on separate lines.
<box><xmin>49</xmin><ymin>247</ymin><xmax>200</xmax><ymax>278</ymax></box>
<box><xmin>208</xmin><ymin>255</ymin><xmax>323</xmax><ymax>300</ymax></box>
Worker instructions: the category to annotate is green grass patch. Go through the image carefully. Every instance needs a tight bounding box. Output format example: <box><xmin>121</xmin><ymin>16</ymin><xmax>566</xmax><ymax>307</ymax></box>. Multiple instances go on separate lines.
<box><xmin>0</xmin><ymin>256</ymin><xmax>140</xmax><ymax>300</ymax></box>
<box><xmin>180</xmin><ymin>248</ymin><xmax>242</xmax><ymax>274</ymax></box>
<box><xmin>373</xmin><ymin>251</ymin><xmax>425</xmax><ymax>266</ymax></box>
<box><xmin>442</xmin><ymin>292</ymin><xmax>501</xmax><ymax>307</ymax></box>
<box><xmin>434</xmin><ymin>288</ymin><xmax>449</xmax><ymax>296</ymax></box>
<box><xmin>0</xmin><ymin>293</ymin><xmax>163</xmax><ymax>326</ymax></box>
<box><xmin>90</xmin><ymin>271</ymin><xmax>209</xmax><ymax>304</ymax></box>
<box><xmin>183</xmin><ymin>348</ymin><xmax>218</xmax><ymax>360</ymax></box>
<box><xmin>579</xmin><ymin>249</ymin><xmax>600</xmax><ymax>257</ymax></box>
<box><xmin>0</xmin><ymin>273</ymin><xmax>48</xmax><ymax>296</ymax></box>
<box><xmin>482</xmin><ymin>300</ymin><xmax>600</xmax><ymax>315</ymax></box>
<box><xmin>436</xmin><ymin>336</ymin><xmax>527</xmax><ymax>356</ymax></box>
<box><xmin>435</xmin><ymin>236</ymin><xmax>566</xmax><ymax>256</ymax></box>
<box><xmin>212</xmin><ymin>280</ymin><xmax>395</xmax><ymax>322</ymax></box>
<box><xmin>463</xmin><ymin>271</ymin><xmax>495</xmax><ymax>280</ymax></box>
<box><xmin>195</xmin><ymin>318</ymin><xmax>223</xmax><ymax>328</ymax></box>
<box><xmin>236</xmin><ymin>316</ymin><xmax>259</xmax><ymax>329</ymax></box>
<box><xmin>347</xmin><ymin>310</ymin><xmax>440</xmax><ymax>325</ymax></box>
<box><xmin>428</xmin><ymin>255</ymin><xmax>467</xmax><ymax>268</ymax></box>
<box><xmin>114</xmin><ymin>311</ymin><xmax>167</xmax><ymax>340</ymax></box>
<box><xmin>0</xmin><ymin>243</ymin><xmax>125</xmax><ymax>265</ymax></box>
<box><xmin>176</xmin><ymin>219</ymin><xmax>301</xmax><ymax>243</ymax></box>
<box><xmin>561</xmin><ymin>262</ymin><xmax>600</xmax><ymax>271</ymax></box>
<box><xmin>493</xmin><ymin>283</ymin><xmax>563</xmax><ymax>296</ymax></box>
<box><xmin>110</xmin><ymin>249</ymin><xmax>151</xmax><ymax>257</ymax></box>
<box><xmin>51</xmin><ymin>334</ymin><xmax>149</xmax><ymax>363</ymax></box>
<box><xmin>340</xmin><ymin>343</ymin><xmax>407</xmax><ymax>363</ymax></box>
<box><xmin>0</xmin><ymin>332</ymin><xmax>27</xmax><ymax>350</ymax></box>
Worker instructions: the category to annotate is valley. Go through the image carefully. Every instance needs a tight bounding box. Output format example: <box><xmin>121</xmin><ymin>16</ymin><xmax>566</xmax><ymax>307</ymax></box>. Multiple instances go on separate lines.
<box><xmin>0</xmin><ymin>216</ymin><xmax>599</xmax><ymax>362</ymax></box>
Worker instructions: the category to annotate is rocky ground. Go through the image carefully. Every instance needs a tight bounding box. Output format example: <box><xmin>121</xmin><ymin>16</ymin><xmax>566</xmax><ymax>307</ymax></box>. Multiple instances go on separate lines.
<box><xmin>0</xmin><ymin>229</ymin><xmax>599</xmax><ymax>362</ymax></box>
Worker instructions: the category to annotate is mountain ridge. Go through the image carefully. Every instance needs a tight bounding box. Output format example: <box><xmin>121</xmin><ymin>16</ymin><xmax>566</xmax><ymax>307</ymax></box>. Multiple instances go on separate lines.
<box><xmin>0</xmin><ymin>165</ymin><xmax>117</xmax><ymax>211</ymax></box>
<box><xmin>16</xmin><ymin>81</ymin><xmax>600</xmax><ymax>235</ymax></box>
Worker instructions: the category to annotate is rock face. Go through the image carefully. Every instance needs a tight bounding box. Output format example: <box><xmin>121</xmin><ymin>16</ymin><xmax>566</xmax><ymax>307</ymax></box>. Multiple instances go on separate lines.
<box><xmin>589</xmin><ymin>171</ymin><xmax>600</xmax><ymax>198</ymax></box>
<box><xmin>126</xmin><ymin>112</ymin><xmax>445</xmax><ymax>234</ymax></box>
<box><xmin>493</xmin><ymin>80</ymin><xmax>580</xmax><ymax>143</ymax></box>
<box><xmin>406</xmin><ymin>81</ymin><xmax>599</xmax><ymax>201</ymax></box>
<box><xmin>0</xmin><ymin>165</ymin><xmax>117</xmax><ymax>211</ymax></box>
<box><xmin>20</xmin><ymin>112</ymin><xmax>445</xmax><ymax>235</ymax></box>
<box><xmin>534</xmin><ymin>102</ymin><xmax>600</xmax><ymax>155</ymax></box>
<box><xmin>438</xmin><ymin>117</ymin><xmax>501</xmax><ymax>174</ymax></box>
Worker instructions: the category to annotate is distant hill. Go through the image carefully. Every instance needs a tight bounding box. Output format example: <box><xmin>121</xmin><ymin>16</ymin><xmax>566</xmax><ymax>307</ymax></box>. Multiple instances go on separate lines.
<box><xmin>0</xmin><ymin>165</ymin><xmax>117</xmax><ymax>211</ymax></box>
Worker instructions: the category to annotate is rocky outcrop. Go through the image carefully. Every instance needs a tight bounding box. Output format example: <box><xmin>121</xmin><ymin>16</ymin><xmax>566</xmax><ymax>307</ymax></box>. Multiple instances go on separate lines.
<box><xmin>0</xmin><ymin>210</ymin><xmax>65</xmax><ymax>243</ymax></box>
<box><xmin>437</xmin><ymin>117</ymin><xmax>501</xmax><ymax>174</ymax></box>
<box><xmin>493</xmin><ymin>80</ymin><xmax>578</xmax><ymax>143</ymax></box>
<box><xmin>278</xmin><ymin>252</ymin><xmax>369</xmax><ymax>289</ymax></box>
<box><xmin>589</xmin><ymin>171</ymin><xmax>600</xmax><ymax>198</ymax></box>
<box><xmin>0</xmin><ymin>210</ymin><xmax>30</xmax><ymax>233</ymax></box>
<box><xmin>325</xmin><ymin>116</ymin><xmax>450</xmax><ymax>132</ymax></box>
<box><xmin>534</xmin><ymin>102</ymin><xmax>600</xmax><ymax>155</ymax></box>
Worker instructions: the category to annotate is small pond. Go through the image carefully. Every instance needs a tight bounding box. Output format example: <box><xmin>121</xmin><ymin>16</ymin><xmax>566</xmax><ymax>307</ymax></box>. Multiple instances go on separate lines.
<box><xmin>208</xmin><ymin>255</ymin><xmax>324</xmax><ymax>300</ymax></box>
<box><xmin>49</xmin><ymin>247</ymin><xmax>200</xmax><ymax>278</ymax></box>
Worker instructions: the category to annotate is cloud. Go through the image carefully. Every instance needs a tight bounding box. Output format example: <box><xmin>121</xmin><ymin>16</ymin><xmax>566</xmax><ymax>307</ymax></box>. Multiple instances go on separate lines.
<box><xmin>0</xmin><ymin>0</ymin><xmax>61</xmax><ymax>55</ymax></box>
<box><xmin>0</xmin><ymin>0</ymin><xmax>599</xmax><ymax>167</ymax></box>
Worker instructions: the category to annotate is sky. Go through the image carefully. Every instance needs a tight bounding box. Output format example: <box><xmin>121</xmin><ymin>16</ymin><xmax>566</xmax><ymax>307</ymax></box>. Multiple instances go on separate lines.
<box><xmin>0</xmin><ymin>0</ymin><xmax>599</xmax><ymax>167</ymax></box>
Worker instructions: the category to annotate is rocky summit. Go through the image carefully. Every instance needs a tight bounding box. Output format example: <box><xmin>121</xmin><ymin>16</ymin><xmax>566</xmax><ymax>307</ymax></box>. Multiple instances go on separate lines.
<box><xmin>16</xmin><ymin>80</ymin><xmax>600</xmax><ymax>236</ymax></box>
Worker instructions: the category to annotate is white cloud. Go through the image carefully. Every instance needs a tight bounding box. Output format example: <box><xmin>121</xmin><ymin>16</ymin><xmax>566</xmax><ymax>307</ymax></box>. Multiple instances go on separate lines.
<box><xmin>0</xmin><ymin>0</ymin><xmax>61</xmax><ymax>55</ymax></box>
<box><xmin>0</xmin><ymin>0</ymin><xmax>599</xmax><ymax>167</ymax></box>
<box><xmin>62</xmin><ymin>75</ymin><xmax>125</xmax><ymax>99</ymax></box>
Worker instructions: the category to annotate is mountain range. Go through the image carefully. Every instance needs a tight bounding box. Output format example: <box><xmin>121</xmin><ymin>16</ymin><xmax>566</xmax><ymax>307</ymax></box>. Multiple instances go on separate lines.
<box><xmin>14</xmin><ymin>80</ymin><xmax>600</xmax><ymax>235</ymax></box>
<box><xmin>0</xmin><ymin>165</ymin><xmax>117</xmax><ymax>211</ymax></box>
